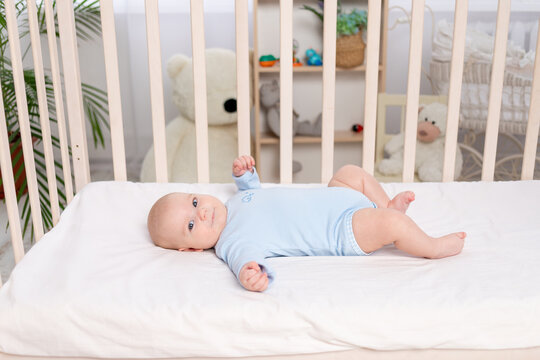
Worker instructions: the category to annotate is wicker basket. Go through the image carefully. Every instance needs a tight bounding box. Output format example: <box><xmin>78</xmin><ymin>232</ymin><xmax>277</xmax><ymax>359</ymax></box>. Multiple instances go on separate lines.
<box><xmin>429</xmin><ymin>60</ymin><xmax>532</xmax><ymax>135</ymax></box>
<box><xmin>336</xmin><ymin>30</ymin><xmax>365</xmax><ymax>68</ymax></box>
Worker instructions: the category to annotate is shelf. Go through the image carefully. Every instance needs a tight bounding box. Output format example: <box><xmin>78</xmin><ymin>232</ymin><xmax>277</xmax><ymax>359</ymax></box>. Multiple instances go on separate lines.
<box><xmin>259</xmin><ymin>130</ymin><xmax>363</xmax><ymax>145</ymax></box>
<box><xmin>257</xmin><ymin>64</ymin><xmax>383</xmax><ymax>73</ymax></box>
<box><xmin>252</xmin><ymin>0</ymin><xmax>388</xmax><ymax>178</ymax></box>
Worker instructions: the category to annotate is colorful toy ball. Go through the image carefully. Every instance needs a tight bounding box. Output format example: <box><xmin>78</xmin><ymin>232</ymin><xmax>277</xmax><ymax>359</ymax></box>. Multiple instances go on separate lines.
<box><xmin>351</xmin><ymin>123</ymin><xmax>364</xmax><ymax>133</ymax></box>
<box><xmin>305</xmin><ymin>48</ymin><xmax>322</xmax><ymax>66</ymax></box>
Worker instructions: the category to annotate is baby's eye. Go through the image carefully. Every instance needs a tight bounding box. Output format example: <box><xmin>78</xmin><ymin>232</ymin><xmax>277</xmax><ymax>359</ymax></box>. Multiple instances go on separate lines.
<box><xmin>192</xmin><ymin>198</ymin><xmax>198</xmax><ymax>207</ymax></box>
<box><xmin>432</xmin><ymin>121</ymin><xmax>436</xmax><ymax>125</ymax></box>
<box><xmin>188</xmin><ymin>220</ymin><xmax>194</xmax><ymax>231</ymax></box>
<box><xmin>424</xmin><ymin>117</ymin><xmax>428</xmax><ymax>121</ymax></box>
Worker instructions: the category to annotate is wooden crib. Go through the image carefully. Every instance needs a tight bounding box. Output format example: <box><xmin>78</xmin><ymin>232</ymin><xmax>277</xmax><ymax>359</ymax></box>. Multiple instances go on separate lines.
<box><xmin>0</xmin><ymin>0</ymin><xmax>539</xmax><ymax>359</ymax></box>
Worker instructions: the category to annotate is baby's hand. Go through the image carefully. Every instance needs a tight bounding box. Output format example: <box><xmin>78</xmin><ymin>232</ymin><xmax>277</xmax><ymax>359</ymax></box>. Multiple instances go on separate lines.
<box><xmin>239</xmin><ymin>261</ymin><xmax>268</xmax><ymax>292</ymax></box>
<box><xmin>233</xmin><ymin>155</ymin><xmax>255</xmax><ymax>177</ymax></box>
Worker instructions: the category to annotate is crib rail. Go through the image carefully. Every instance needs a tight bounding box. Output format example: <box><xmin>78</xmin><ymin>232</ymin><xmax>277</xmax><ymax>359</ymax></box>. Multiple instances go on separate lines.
<box><xmin>100</xmin><ymin>0</ymin><xmax>127</xmax><ymax>182</ymax></box>
<box><xmin>236</xmin><ymin>0</ymin><xmax>252</xmax><ymax>157</ymax></box>
<box><xmin>523</xmin><ymin>23</ymin><xmax>540</xmax><ymax>180</ymax></box>
<box><xmin>144</xmin><ymin>0</ymin><xmax>168</xmax><ymax>183</ymax></box>
<box><xmin>442</xmin><ymin>0</ymin><xmax>468</xmax><ymax>182</ymax></box>
<box><xmin>0</xmin><ymin>0</ymin><xmax>539</xmax><ymax>286</ymax></box>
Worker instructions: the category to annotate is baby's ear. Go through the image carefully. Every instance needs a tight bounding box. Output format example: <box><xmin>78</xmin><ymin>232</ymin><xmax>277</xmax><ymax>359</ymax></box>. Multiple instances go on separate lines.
<box><xmin>178</xmin><ymin>248</ymin><xmax>203</xmax><ymax>252</ymax></box>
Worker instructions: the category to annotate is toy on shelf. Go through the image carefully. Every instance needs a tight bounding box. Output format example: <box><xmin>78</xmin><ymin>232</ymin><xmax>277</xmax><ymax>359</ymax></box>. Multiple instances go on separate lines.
<box><xmin>305</xmin><ymin>49</ymin><xmax>322</xmax><ymax>66</ymax></box>
<box><xmin>140</xmin><ymin>48</ymin><xmax>248</xmax><ymax>182</ymax></box>
<box><xmin>293</xmin><ymin>39</ymin><xmax>303</xmax><ymax>66</ymax></box>
<box><xmin>351</xmin><ymin>123</ymin><xmax>363</xmax><ymax>133</ymax></box>
<box><xmin>260</xmin><ymin>80</ymin><xmax>321</xmax><ymax>137</ymax></box>
<box><xmin>259</xmin><ymin>54</ymin><xmax>277</xmax><ymax>67</ymax></box>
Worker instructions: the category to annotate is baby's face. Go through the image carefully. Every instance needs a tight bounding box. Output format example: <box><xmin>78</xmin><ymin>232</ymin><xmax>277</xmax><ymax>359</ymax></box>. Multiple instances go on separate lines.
<box><xmin>150</xmin><ymin>192</ymin><xmax>227</xmax><ymax>251</ymax></box>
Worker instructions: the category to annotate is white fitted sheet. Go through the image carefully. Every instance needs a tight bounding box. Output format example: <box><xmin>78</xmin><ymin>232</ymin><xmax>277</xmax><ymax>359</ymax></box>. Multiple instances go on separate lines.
<box><xmin>0</xmin><ymin>180</ymin><xmax>539</xmax><ymax>358</ymax></box>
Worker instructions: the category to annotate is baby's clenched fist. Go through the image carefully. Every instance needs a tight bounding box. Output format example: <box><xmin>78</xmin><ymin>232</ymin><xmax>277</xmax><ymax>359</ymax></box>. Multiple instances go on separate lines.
<box><xmin>233</xmin><ymin>155</ymin><xmax>255</xmax><ymax>177</ymax></box>
<box><xmin>239</xmin><ymin>261</ymin><xmax>268</xmax><ymax>292</ymax></box>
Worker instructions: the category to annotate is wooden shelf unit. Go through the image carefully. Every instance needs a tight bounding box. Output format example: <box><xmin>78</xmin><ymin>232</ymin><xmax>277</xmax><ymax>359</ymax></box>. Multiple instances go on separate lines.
<box><xmin>257</xmin><ymin>64</ymin><xmax>384</xmax><ymax>73</ymax></box>
<box><xmin>252</xmin><ymin>0</ymin><xmax>388</xmax><ymax>179</ymax></box>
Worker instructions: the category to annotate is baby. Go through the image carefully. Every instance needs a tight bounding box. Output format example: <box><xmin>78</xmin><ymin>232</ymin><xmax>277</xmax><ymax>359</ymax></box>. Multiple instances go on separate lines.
<box><xmin>148</xmin><ymin>155</ymin><xmax>466</xmax><ymax>292</ymax></box>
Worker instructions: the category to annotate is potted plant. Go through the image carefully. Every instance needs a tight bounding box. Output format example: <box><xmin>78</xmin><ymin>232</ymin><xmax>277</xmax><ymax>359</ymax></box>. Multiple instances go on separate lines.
<box><xmin>0</xmin><ymin>0</ymin><xmax>109</xmax><ymax>238</ymax></box>
<box><xmin>301</xmin><ymin>0</ymin><xmax>368</xmax><ymax>68</ymax></box>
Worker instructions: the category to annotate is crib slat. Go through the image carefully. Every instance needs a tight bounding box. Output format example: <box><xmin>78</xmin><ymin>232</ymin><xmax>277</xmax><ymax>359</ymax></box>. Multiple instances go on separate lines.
<box><xmin>5</xmin><ymin>0</ymin><xmax>44</xmax><ymax>241</ymax></box>
<box><xmin>26</xmin><ymin>0</ymin><xmax>61</xmax><ymax>225</ymax></box>
<box><xmin>320</xmin><ymin>0</ymin><xmax>337</xmax><ymax>183</ymax></box>
<box><xmin>522</xmin><ymin>21</ymin><xmax>540</xmax><ymax>180</ymax></box>
<box><xmin>190</xmin><ymin>0</ymin><xmax>210</xmax><ymax>183</ymax></box>
<box><xmin>402</xmin><ymin>0</ymin><xmax>425</xmax><ymax>182</ymax></box>
<box><xmin>280</xmin><ymin>0</ymin><xmax>293</xmax><ymax>184</ymax></box>
<box><xmin>442</xmin><ymin>0</ymin><xmax>468</xmax><ymax>182</ymax></box>
<box><xmin>44</xmin><ymin>0</ymin><xmax>73</xmax><ymax>204</ymax></box>
<box><xmin>362</xmin><ymin>0</ymin><xmax>382</xmax><ymax>175</ymax></box>
<box><xmin>57</xmin><ymin>0</ymin><xmax>91</xmax><ymax>192</ymax></box>
<box><xmin>101</xmin><ymin>0</ymin><xmax>128</xmax><ymax>182</ymax></box>
<box><xmin>482</xmin><ymin>0</ymin><xmax>510</xmax><ymax>182</ymax></box>
<box><xmin>253</xmin><ymin>0</ymin><xmax>262</xmax><ymax>169</ymax></box>
<box><xmin>0</xmin><ymin>83</ymin><xmax>25</xmax><ymax>263</ymax></box>
<box><xmin>145</xmin><ymin>0</ymin><xmax>168</xmax><ymax>183</ymax></box>
<box><xmin>235</xmin><ymin>0</ymin><xmax>251</xmax><ymax>157</ymax></box>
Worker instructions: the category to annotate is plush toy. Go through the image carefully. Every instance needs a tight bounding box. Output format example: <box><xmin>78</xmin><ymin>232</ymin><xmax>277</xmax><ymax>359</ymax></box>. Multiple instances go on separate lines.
<box><xmin>259</xmin><ymin>80</ymin><xmax>322</xmax><ymax>137</ymax></box>
<box><xmin>140</xmin><ymin>48</ymin><xmax>249</xmax><ymax>183</ymax></box>
<box><xmin>305</xmin><ymin>48</ymin><xmax>322</xmax><ymax>66</ymax></box>
<box><xmin>377</xmin><ymin>102</ymin><xmax>463</xmax><ymax>182</ymax></box>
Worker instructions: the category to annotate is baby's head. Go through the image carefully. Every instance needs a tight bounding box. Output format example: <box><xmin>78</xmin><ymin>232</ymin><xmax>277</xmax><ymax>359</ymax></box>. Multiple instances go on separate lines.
<box><xmin>147</xmin><ymin>192</ymin><xmax>227</xmax><ymax>251</ymax></box>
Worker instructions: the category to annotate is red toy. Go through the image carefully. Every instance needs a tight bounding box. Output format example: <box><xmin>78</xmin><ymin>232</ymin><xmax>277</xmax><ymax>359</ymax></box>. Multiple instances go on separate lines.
<box><xmin>351</xmin><ymin>123</ymin><xmax>364</xmax><ymax>133</ymax></box>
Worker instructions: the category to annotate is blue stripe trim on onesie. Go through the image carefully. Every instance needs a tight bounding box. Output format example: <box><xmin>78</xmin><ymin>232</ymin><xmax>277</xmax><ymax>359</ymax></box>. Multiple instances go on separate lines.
<box><xmin>340</xmin><ymin>207</ymin><xmax>374</xmax><ymax>256</ymax></box>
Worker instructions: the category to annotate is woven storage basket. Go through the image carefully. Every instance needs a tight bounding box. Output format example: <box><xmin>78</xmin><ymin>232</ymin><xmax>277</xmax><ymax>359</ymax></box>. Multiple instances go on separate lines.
<box><xmin>336</xmin><ymin>30</ymin><xmax>365</xmax><ymax>68</ymax></box>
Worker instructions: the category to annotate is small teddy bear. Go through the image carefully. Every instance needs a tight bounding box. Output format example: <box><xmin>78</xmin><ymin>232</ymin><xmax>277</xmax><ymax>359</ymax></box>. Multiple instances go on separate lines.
<box><xmin>259</xmin><ymin>80</ymin><xmax>322</xmax><ymax>137</ymax></box>
<box><xmin>377</xmin><ymin>102</ymin><xmax>463</xmax><ymax>182</ymax></box>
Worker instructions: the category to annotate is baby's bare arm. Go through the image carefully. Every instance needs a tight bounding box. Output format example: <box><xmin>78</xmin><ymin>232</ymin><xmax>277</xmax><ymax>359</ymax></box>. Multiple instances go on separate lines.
<box><xmin>239</xmin><ymin>261</ymin><xmax>268</xmax><ymax>292</ymax></box>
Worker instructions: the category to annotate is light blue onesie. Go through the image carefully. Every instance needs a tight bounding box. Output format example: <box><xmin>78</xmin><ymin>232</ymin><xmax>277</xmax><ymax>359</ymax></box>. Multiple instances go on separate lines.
<box><xmin>214</xmin><ymin>168</ymin><xmax>376</xmax><ymax>284</ymax></box>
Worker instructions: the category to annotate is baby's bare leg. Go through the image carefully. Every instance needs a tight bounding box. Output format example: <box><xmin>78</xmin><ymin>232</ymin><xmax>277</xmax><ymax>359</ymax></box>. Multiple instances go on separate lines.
<box><xmin>352</xmin><ymin>208</ymin><xmax>465</xmax><ymax>258</ymax></box>
<box><xmin>329</xmin><ymin>165</ymin><xmax>414</xmax><ymax>212</ymax></box>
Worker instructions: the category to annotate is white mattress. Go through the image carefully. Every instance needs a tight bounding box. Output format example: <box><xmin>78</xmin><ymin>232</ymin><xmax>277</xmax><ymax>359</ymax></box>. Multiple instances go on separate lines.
<box><xmin>0</xmin><ymin>180</ymin><xmax>539</xmax><ymax>358</ymax></box>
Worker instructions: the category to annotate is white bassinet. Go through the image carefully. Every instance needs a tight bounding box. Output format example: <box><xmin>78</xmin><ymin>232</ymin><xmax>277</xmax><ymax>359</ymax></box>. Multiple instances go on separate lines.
<box><xmin>429</xmin><ymin>19</ymin><xmax>540</xmax><ymax>181</ymax></box>
<box><xmin>430</xmin><ymin>19</ymin><xmax>538</xmax><ymax>135</ymax></box>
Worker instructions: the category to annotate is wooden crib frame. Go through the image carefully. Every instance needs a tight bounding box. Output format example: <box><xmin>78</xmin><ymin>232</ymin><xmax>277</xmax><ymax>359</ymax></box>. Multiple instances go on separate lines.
<box><xmin>0</xmin><ymin>0</ymin><xmax>539</xmax><ymax>358</ymax></box>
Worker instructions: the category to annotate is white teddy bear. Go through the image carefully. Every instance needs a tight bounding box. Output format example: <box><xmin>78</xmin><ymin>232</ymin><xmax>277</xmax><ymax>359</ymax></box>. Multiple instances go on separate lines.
<box><xmin>140</xmin><ymin>48</ymin><xmax>247</xmax><ymax>183</ymax></box>
<box><xmin>377</xmin><ymin>102</ymin><xmax>463</xmax><ymax>182</ymax></box>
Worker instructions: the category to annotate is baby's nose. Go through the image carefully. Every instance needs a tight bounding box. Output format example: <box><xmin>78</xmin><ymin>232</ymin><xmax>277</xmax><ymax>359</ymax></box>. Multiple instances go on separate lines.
<box><xmin>198</xmin><ymin>207</ymin><xmax>207</xmax><ymax>220</ymax></box>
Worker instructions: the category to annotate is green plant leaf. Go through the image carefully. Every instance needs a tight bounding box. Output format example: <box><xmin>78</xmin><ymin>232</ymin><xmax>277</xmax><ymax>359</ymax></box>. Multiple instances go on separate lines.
<box><xmin>301</xmin><ymin>1</ymin><xmax>367</xmax><ymax>37</ymax></box>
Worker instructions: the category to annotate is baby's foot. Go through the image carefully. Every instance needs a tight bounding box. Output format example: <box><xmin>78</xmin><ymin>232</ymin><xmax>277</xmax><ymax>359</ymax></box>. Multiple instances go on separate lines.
<box><xmin>429</xmin><ymin>232</ymin><xmax>466</xmax><ymax>259</ymax></box>
<box><xmin>388</xmin><ymin>191</ymin><xmax>415</xmax><ymax>213</ymax></box>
